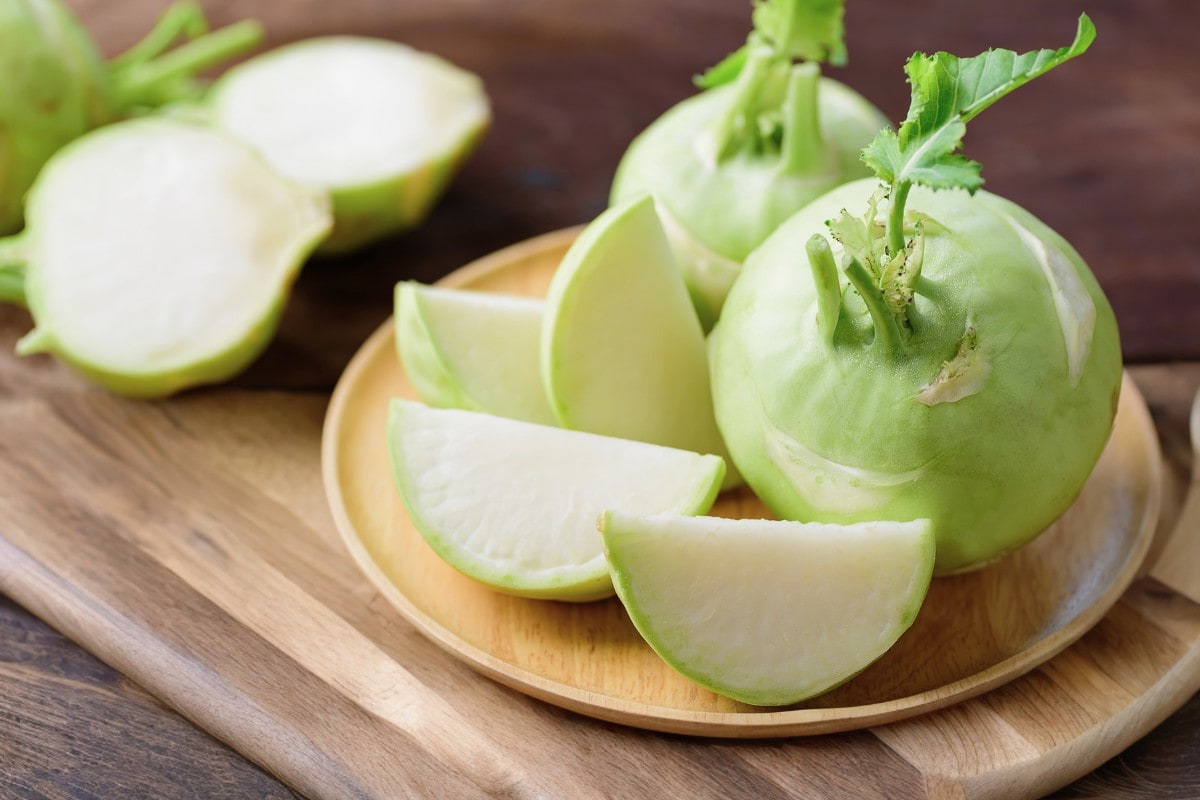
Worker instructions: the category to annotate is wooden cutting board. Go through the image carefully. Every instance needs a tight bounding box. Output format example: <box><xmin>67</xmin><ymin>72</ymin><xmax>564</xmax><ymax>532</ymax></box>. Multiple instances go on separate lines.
<box><xmin>0</xmin><ymin>322</ymin><xmax>1198</xmax><ymax>800</ymax></box>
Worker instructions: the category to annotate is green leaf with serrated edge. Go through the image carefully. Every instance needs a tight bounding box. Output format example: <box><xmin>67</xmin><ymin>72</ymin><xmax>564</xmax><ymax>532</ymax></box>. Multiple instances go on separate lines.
<box><xmin>862</xmin><ymin>14</ymin><xmax>1095</xmax><ymax>192</ymax></box>
<box><xmin>827</xmin><ymin>186</ymin><xmax>886</xmax><ymax>277</ymax></box>
<box><xmin>694</xmin><ymin>0</ymin><xmax>847</xmax><ymax>88</ymax></box>
<box><xmin>695</xmin><ymin>43</ymin><xmax>751</xmax><ymax>89</ymax></box>
<box><xmin>752</xmin><ymin>0</ymin><xmax>846</xmax><ymax>66</ymax></box>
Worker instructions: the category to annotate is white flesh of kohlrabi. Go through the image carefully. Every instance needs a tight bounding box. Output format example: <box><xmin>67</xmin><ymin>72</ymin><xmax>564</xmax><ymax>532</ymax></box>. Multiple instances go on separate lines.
<box><xmin>998</xmin><ymin>210</ymin><xmax>1096</xmax><ymax>385</ymax></box>
<box><xmin>395</xmin><ymin>283</ymin><xmax>556</xmax><ymax>426</ymax></box>
<box><xmin>18</xmin><ymin>119</ymin><xmax>329</xmax><ymax>375</ymax></box>
<box><xmin>211</xmin><ymin>37</ymin><xmax>488</xmax><ymax>188</ymax></box>
<box><xmin>601</xmin><ymin>512</ymin><xmax>935</xmax><ymax>705</ymax></box>
<box><xmin>388</xmin><ymin>400</ymin><xmax>725</xmax><ymax>601</ymax></box>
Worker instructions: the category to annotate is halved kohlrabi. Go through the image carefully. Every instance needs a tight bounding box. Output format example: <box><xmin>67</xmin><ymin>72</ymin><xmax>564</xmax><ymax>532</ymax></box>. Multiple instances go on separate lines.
<box><xmin>541</xmin><ymin>194</ymin><xmax>737</xmax><ymax>486</ymax></box>
<box><xmin>208</xmin><ymin>37</ymin><xmax>490</xmax><ymax>253</ymax></box>
<box><xmin>0</xmin><ymin>117</ymin><xmax>331</xmax><ymax>397</ymax></box>
<box><xmin>395</xmin><ymin>282</ymin><xmax>556</xmax><ymax>425</ymax></box>
<box><xmin>710</xmin><ymin>17</ymin><xmax>1118</xmax><ymax>574</ymax></box>
<box><xmin>610</xmin><ymin>0</ymin><xmax>887</xmax><ymax>329</ymax></box>
<box><xmin>600</xmin><ymin>512</ymin><xmax>935</xmax><ymax>705</ymax></box>
<box><xmin>387</xmin><ymin>400</ymin><xmax>725</xmax><ymax>601</ymax></box>
<box><xmin>0</xmin><ymin>0</ymin><xmax>263</xmax><ymax>235</ymax></box>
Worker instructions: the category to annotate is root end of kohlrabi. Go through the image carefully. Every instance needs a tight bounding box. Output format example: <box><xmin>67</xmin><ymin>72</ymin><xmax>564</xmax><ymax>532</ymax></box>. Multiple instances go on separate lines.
<box><xmin>15</xmin><ymin>328</ymin><xmax>53</xmax><ymax>356</ymax></box>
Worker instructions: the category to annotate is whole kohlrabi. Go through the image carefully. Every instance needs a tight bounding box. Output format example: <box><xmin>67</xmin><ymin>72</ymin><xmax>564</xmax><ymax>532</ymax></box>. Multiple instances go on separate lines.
<box><xmin>610</xmin><ymin>0</ymin><xmax>886</xmax><ymax>329</ymax></box>
<box><xmin>0</xmin><ymin>0</ymin><xmax>262</xmax><ymax>235</ymax></box>
<box><xmin>710</xmin><ymin>16</ymin><xmax>1121</xmax><ymax>574</ymax></box>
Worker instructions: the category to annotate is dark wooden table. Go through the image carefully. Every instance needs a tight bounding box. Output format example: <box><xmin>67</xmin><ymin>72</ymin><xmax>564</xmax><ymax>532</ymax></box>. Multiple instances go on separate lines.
<box><xmin>2</xmin><ymin>0</ymin><xmax>1198</xmax><ymax>797</ymax></box>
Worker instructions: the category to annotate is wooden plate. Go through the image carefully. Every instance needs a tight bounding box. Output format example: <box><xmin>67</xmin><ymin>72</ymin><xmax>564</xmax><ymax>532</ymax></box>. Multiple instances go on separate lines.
<box><xmin>321</xmin><ymin>228</ymin><xmax>1162</xmax><ymax>737</ymax></box>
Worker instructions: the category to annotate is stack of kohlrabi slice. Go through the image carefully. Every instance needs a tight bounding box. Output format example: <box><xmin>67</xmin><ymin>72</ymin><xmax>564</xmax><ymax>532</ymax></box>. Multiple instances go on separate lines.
<box><xmin>610</xmin><ymin>0</ymin><xmax>887</xmax><ymax>329</ymax></box>
<box><xmin>388</xmin><ymin>11</ymin><xmax>1116</xmax><ymax>707</ymax></box>
<box><xmin>0</xmin><ymin>0</ymin><xmax>490</xmax><ymax>396</ymax></box>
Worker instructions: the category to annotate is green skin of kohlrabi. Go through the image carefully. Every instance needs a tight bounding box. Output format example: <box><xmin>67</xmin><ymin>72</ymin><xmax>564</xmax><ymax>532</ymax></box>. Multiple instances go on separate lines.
<box><xmin>0</xmin><ymin>0</ymin><xmax>111</xmax><ymax>234</ymax></box>
<box><xmin>310</xmin><ymin>119</ymin><xmax>488</xmax><ymax>254</ymax></box>
<box><xmin>611</xmin><ymin>77</ymin><xmax>887</xmax><ymax>327</ymax></box>
<box><xmin>0</xmin><ymin>0</ymin><xmax>262</xmax><ymax>236</ymax></box>
<box><xmin>710</xmin><ymin>178</ymin><xmax>1122</xmax><ymax>574</ymax></box>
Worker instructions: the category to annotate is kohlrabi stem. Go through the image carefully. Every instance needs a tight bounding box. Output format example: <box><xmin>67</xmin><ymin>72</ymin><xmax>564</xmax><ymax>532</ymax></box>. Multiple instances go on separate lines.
<box><xmin>108</xmin><ymin>2</ymin><xmax>209</xmax><ymax>71</ymax></box>
<box><xmin>886</xmin><ymin>180</ymin><xmax>912</xmax><ymax>257</ymax></box>
<box><xmin>780</xmin><ymin>63</ymin><xmax>826</xmax><ymax>175</ymax></box>
<box><xmin>699</xmin><ymin>48</ymin><xmax>773</xmax><ymax>166</ymax></box>
<box><xmin>844</xmin><ymin>255</ymin><xmax>903</xmax><ymax>356</ymax></box>
<box><xmin>805</xmin><ymin>234</ymin><xmax>841</xmax><ymax>343</ymax></box>
<box><xmin>112</xmin><ymin>19</ymin><xmax>264</xmax><ymax>109</ymax></box>
<box><xmin>0</xmin><ymin>235</ymin><xmax>28</xmax><ymax>307</ymax></box>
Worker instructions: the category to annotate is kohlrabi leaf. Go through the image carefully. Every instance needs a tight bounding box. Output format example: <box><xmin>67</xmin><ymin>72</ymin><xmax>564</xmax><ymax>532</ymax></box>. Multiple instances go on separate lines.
<box><xmin>862</xmin><ymin>14</ymin><xmax>1096</xmax><ymax>192</ymax></box>
<box><xmin>752</xmin><ymin>0</ymin><xmax>846</xmax><ymax>66</ymax></box>
<box><xmin>693</xmin><ymin>0</ymin><xmax>846</xmax><ymax>88</ymax></box>
<box><xmin>695</xmin><ymin>44</ymin><xmax>752</xmax><ymax>89</ymax></box>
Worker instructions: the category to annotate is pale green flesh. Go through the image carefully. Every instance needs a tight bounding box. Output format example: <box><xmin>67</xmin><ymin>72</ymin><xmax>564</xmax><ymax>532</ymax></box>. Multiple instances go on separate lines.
<box><xmin>541</xmin><ymin>195</ymin><xmax>736</xmax><ymax>485</ymax></box>
<box><xmin>602</xmin><ymin>512</ymin><xmax>935</xmax><ymax>706</ymax></box>
<box><xmin>710</xmin><ymin>178</ymin><xmax>1122</xmax><ymax>573</ymax></box>
<box><xmin>387</xmin><ymin>400</ymin><xmax>725</xmax><ymax>602</ymax></box>
<box><xmin>16</xmin><ymin>118</ymin><xmax>331</xmax><ymax>394</ymax></box>
<box><xmin>210</xmin><ymin>37</ymin><xmax>489</xmax><ymax>190</ymax></box>
<box><xmin>395</xmin><ymin>283</ymin><xmax>556</xmax><ymax>426</ymax></box>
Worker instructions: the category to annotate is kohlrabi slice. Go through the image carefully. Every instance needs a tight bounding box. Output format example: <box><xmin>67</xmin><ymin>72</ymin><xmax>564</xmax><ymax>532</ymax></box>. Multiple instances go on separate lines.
<box><xmin>600</xmin><ymin>512</ymin><xmax>935</xmax><ymax>705</ymax></box>
<box><xmin>710</xmin><ymin>16</ymin><xmax>1118</xmax><ymax>574</ymax></box>
<box><xmin>208</xmin><ymin>37</ymin><xmax>490</xmax><ymax>253</ymax></box>
<box><xmin>0</xmin><ymin>0</ymin><xmax>263</xmax><ymax>235</ymax></box>
<box><xmin>395</xmin><ymin>282</ymin><xmax>556</xmax><ymax>425</ymax></box>
<box><xmin>0</xmin><ymin>117</ymin><xmax>331</xmax><ymax>397</ymax></box>
<box><xmin>387</xmin><ymin>400</ymin><xmax>725</xmax><ymax>602</ymax></box>
<box><xmin>610</xmin><ymin>0</ymin><xmax>887</xmax><ymax>329</ymax></box>
<box><xmin>541</xmin><ymin>195</ymin><xmax>736</xmax><ymax>486</ymax></box>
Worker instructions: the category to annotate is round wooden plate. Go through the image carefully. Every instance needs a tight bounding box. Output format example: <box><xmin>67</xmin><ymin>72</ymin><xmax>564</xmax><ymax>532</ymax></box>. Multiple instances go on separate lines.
<box><xmin>321</xmin><ymin>228</ymin><xmax>1163</xmax><ymax>737</ymax></box>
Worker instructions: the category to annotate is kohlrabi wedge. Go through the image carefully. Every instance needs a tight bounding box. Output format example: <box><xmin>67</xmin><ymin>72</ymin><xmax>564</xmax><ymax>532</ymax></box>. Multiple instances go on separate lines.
<box><xmin>387</xmin><ymin>400</ymin><xmax>725</xmax><ymax>602</ymax></box>
<box><xmin>208</xmin><ymin>37</ymin><xmax>490</xmax><ymax>253</ymax></box>
<box><xmin>0</xmin><ymin>117</ymin><xmax>331</xmax><ymax>397</ymax></box>
<box><xmin>600</xmin><ymin>512</ymin><xmax>935</xmax><ymax>705</ymax></box>
<box><xmin>0</xmin><ymin>0</ymin><xmax>263</xmax><ymax>235</ymax></box>
<box><xmin>395</xmin><ymin>282</ymin><xmax>556</xmax><ymax>425</ymax></box>
<box><xmin>610</xmin><ymin>0</ymin><xmax>886</xmax><ymax>329</ymax></box>
<box><xmin>541</xmin><ymin>195</ymin><xmax>736</xmax><ymax>485</ymax></box>
<box><xmin>711</xmin><ymin>16</ymin><xmax>1119</xmax><ymax>574</ymax></box>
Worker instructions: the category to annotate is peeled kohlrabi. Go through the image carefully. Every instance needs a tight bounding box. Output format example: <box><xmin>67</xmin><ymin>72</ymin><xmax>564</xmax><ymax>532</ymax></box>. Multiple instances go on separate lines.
<box><xmin>610</xmin><ymin>0</ymin><xmax>886</xmax><ymax>329</ymax></box>
<box><xmin>710</xmin><ymin>16</ymin><xmax>1120</xmax><ymax>574</ymax></box>
<box><xmin>206</xmin><ymin>37</ymin><xmax>490</xmax><ymax>253</ymax></box>
<box><xmin>0</xmin><ymin>0</ymin><xmax>262</xmax><ymax>235</ymax></box>
<box><xmin>0</xmin><ymin>117</ymin><xmax>331</xmax><ymax>397</ymax></box>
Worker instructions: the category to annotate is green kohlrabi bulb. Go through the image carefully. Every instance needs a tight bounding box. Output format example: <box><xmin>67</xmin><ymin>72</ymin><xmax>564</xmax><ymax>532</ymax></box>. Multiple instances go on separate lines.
<box><xmin>0</xmin><ymin>0</ymin><xmax>262</xmax><ymax>235</ymax></box>
<box><xmin>610</xmin><ymin>0</ymin><xmax>887</xmax><ymax>329</ymax></box>
<box><xmin>710</xmin><ymin>179</ymin><xmax>1122</xmax><ymax>574</ymax></box>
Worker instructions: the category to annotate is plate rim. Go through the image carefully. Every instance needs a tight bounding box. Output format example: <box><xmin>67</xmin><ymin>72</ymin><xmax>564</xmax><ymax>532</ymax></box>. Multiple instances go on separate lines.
<box><xmin>320</xmin><ymin>227</ymin><xmax>1164</xmax><ymax>738</ymax></box>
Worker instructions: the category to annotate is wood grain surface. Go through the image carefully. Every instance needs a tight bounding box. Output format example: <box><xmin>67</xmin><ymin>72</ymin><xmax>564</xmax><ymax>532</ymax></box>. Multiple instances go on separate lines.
<box><xmin>1</xmin><ymin>0</ymin><xmax>1198</xmax><ymax>798</ymax></box>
